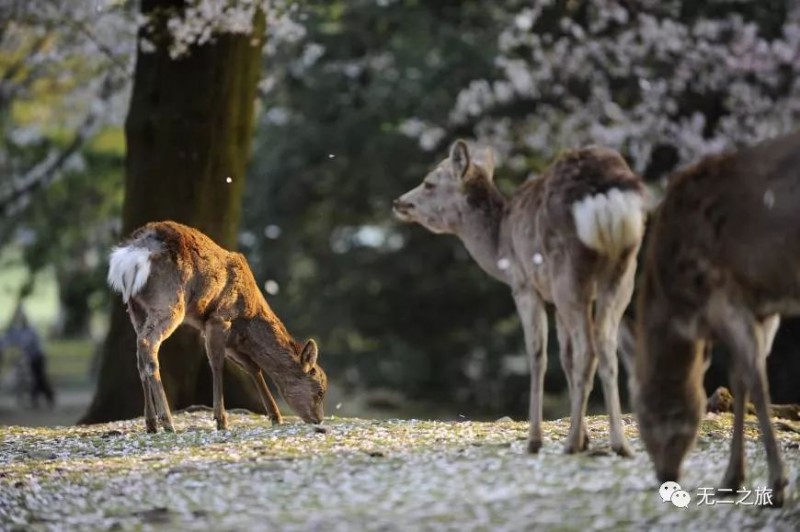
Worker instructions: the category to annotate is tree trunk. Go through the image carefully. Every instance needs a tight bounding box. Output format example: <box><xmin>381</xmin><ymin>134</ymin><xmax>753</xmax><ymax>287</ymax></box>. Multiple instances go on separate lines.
<box><xmin>81</xmin><ymin>1</ymin><xmax>266</xmax><ymax>423</ymax></box>
<box><xmin>55</xmin><ymin>267</ymin><xmax>93</xmax><ymax>338</ymax></box>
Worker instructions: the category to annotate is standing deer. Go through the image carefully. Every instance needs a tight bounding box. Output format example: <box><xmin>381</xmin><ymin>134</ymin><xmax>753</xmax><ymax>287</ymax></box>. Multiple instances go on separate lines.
<box><xmin>634</xmin><ymin>131</ymin><xmax>800</xmax><ymax>507</ymax></box>
<box><xmin>107</xmin><ymin>221</ymin><xmax>327</xmax><ymax>433</ymax></box>
<box><xmin>393</xmin><ymin>141</ymin><xmax>645</xmax><ymax>455</ymax></box>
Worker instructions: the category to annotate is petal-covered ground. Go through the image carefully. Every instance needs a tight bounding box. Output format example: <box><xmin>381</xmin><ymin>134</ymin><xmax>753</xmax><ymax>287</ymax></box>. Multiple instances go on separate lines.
<box><xmin>1</xmin><ymin>411</ymin><xmax>799</xmax><ymax>530</ymax></box>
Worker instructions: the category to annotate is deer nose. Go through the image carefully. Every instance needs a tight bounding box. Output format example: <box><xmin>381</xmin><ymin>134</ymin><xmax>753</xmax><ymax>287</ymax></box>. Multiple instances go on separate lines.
<box><xmin>393</xmin><ymin>199</ymin><xmax>413</xmax><ymax>211</ymax></box>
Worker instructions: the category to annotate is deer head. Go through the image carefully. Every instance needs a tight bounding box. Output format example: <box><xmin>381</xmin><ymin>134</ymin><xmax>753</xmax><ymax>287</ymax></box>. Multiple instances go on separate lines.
<box><xmin>277</xmin><ymin>339</ymin><xmax>327</xmax><ymax>424</ymax></box>
<box><xmin>393</xmin><ymin>140</ymin><xmax>498</xmax><ymax>234</ymax></box>
<box><xmin>634</xmin><ymin>312</ymin><xmax>708</xmax><ymax>482</ymax></box>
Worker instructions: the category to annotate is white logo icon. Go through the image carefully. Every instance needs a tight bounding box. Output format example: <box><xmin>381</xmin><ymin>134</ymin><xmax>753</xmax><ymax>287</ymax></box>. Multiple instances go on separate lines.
<box><xmin>671</xmin><ymin>490</ymin><xmax>691</xmax><ymax>508</ymax></box>
<box><xmin>659</xmin><ymin>481</ymin><xmax>681</xmax><ymax>503</ymax></box>
<box><xmin>659</xmin><ymin>481</ymin><xmax>691</xmax><ymax>508</ymax></box>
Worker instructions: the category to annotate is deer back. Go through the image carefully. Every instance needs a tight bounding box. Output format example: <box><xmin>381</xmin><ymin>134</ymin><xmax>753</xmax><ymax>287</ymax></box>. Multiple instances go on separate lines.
<box><xmin>646</xmin><ymin>132</ymin><xmax>800</xmax><ymax>318</ymax></box>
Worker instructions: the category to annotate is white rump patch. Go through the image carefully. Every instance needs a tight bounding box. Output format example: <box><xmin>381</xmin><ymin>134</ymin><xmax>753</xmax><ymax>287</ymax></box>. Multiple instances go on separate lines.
<box><xmin>107</xmin><ymin>245</ymin><xmax>152</xmax><ymax>303</ymax></box>
<box><xmin>572</xmin><ymin>189</ymin><xmax>644</xmax><ymax>260</ymax></box>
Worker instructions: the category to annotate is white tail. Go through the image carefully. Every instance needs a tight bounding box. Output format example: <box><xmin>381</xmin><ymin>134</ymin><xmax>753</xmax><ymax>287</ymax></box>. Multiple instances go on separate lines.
<box><xmin>107</xmin><ymin>245</ymin><xmax>152</xmax><ymax>303</ymax></box>
<box><xmin>572</xmin><ymin>189</ymin><xmax>644</xmax><ymax>260</ymax></box>
<box><xmin>109</xmin><ymin>221</ymin><xmax>328</xmax><ymax>434</ymax></box>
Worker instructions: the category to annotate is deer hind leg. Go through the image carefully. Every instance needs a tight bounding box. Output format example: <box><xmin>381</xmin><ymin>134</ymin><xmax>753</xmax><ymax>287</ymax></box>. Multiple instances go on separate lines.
<box><xmin>721</xmin><ymin>370</ymin><xmax>747</xmax><ymax>491</ymax></box>
<box><xmin>128</xmin><ymin>302</ymin><xmax>157</xmax><ymax>433</ymax></box>
<box><xmin>555</xmin><ymin>314</ymin><xmax>589</xmax><ymax>446</ymax></box>
<box><xmin>512</xmin><ymin>287</ymin><xmax>548</xmax><ymax>454</ymax></box>
<box><xmin>204</xmin><ymin>317</ymin><xmax>231</xmax><ymax>431</ymax></box>
<box><xmin>228</xmin><ymin>350</ymin><xmax>283</xmax><ymax>425</ymax></box>
<box><xmin>553</xmin><ymin>276</ymin><xmax>597</xmax><ymax>454</ymax></box>
<box><xmin>713</xmin><ymin>308</ymin><xmax>786</xmax><ymax>506</ymax></box>
<box><xmin>594</xmin><ymin>265</ymin><xmax>635</xmax><ymax>457</ymax></box>
<box><xmin>136</xmin><ymin>303</ymin><xmax>185</xmax><ymax>433</ymax></box>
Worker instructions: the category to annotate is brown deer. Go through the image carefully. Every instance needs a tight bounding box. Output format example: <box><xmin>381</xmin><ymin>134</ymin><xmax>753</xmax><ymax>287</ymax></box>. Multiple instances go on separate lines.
<box><xmin>393</xmin><ymin>141</ymin><xmax>645</xmax><ymax>455</ymax></box>
<box><xmin>107</xmin><ymin>221</ymin><xmax>327</xmax><ymax>433</ymax></box>
<box><xmin>634</xmin><ymin>131</ymin><xmax>800</xmax><ymax>507</ymax></box>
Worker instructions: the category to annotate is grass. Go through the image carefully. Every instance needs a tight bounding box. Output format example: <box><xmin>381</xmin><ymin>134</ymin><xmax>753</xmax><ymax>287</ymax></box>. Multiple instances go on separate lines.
<box><xmin>42</xmin><ymin>338</ymin><xmax>97</xmax><ymax>389</ymax></box>
<box><xmin>2</xmin><ymin>338</ymin><xmax>96</xmax><ymax>390</ymax></box>
<box><xmin>0</xmin><ymin>248</ymin><xmax>59</xmax><ymax>329</ymax></box>
<box><xmin>1</xmin><ymin>411</ymin><xmax>799</xmax><ymax>530</ymax></box>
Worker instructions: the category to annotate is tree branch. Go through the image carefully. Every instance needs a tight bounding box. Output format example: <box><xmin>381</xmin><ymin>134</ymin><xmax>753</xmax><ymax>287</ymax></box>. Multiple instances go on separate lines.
<box><xmin>0</xmin><ymin>75</ymin><xmax>123</xmax><ymax>218</ymax></box>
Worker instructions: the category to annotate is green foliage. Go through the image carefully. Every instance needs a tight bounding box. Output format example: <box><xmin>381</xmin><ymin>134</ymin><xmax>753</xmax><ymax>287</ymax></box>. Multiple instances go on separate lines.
<box><xmin>0</xmin><ymin>2</ymin><xmax>130</xmax><ymax>336</ymax></box>
<box><xmin>242</xmin><ymin>0</ymin><xmax>544</xmax><ymax>413</ymax></box>
<box><xmin>7</xmin><ymin>139</ymin><xmax>124</xmax><ymax>336</ymax></box>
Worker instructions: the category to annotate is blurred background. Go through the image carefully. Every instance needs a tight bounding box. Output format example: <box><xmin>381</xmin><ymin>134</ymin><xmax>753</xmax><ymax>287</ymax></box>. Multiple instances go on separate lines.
<box><xmin>1</xmin><ymin>0</ymin><xmax>799</xmax><ymax>427</ymax></box>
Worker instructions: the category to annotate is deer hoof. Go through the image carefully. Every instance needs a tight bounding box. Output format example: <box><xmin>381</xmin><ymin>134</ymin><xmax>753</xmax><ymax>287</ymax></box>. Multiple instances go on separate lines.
<box><xmin>769</xmin><ymin>477</ymin><xmax>788</xmax><ymax>508</ymax></box>
<box><xmin>563</xmin><ymin>443</ymin><xmax>579</xmax><ymax>455</ymax></box>
<box><xmin>145</xmin><ymin>419</ymin><xmax>158</xmax><ymax>434</ymax></box>
<box><xmin>527</xmin><ymin>439</ymin><xmax>542</xmax><ymax>454</ymax></box>
<box><xmin>215</xmin><ymin>415</ymin><xmax>229</xmax><ymax>431</ymax></box>
<box><xmin>270</xmin><ymin>416</ymin><xmax>283</xmax><ymax>426</ymax></box>
<box><xmin>160</xmin><ymin>415</ymin><xmax>175</xmax><ymax>433</ymax></box>
<box><xmin>720</xmin><ymin>471</ymin><xmax>744</xmax><ymax>492</ymax></box>
<box><xmin>563</xmin><ymin>437</ymin><xmax>587</xmax><ymax>455</ymax></box>
<box><xmin>612</xmin><ymin>442</ymin><xmax>634</xmax><ymax>458</ymax></box>
<box><xmin>770</xmin><ymin>489</ymin><xmax>785</xmax><ymax>508</ymax></box>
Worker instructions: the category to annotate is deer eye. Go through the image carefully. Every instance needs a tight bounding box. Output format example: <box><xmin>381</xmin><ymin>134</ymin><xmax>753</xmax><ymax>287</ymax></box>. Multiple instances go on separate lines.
<box><xmin>423</xmin><ymin>182</ymin><xmax>435</xmax><ymax>190</ymax></box>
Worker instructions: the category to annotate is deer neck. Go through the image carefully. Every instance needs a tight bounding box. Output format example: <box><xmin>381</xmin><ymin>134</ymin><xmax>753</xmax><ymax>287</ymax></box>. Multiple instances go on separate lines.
<box><xmin>454</xmin><ymin>183</ymin><xmax>512</xmax><ymax>284</ymax></box>
<box><xmin>240</xmin><ymin>312</ymin><xmax>300</xmax><ymax>374</ymax></box>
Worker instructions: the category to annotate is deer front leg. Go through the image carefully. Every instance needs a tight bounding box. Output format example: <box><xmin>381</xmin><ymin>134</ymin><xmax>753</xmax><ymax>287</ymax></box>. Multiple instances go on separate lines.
<box><xmin>250</xmin><ymin>371</ymin><xmax>283</xmax><ymax>425</ymax></box>
<box><xmin>714</xmin><ymin>309</ymin><xmax>786</xmax><ymax>507</ymax></box>
<box><xmin>228</xmin><ymin>351</ymin><xmax>283</xmax><ymax>425</ymax></box>
<box><xmin>720</xmin><ymin>316</ymin><xmax>778</xmax><ymax>493</ymax></box>
<box><xmin>721</xmin><ymin>371</ymin><xmax>746</xmax><ymax>491</ymax></box>
<box><xmin>204</xmin><ymin>318</ymin><xmax>231</xmax><ymax>431</ymax></box>
<box><xmin>513</xmin><ymin>288</ymin><xmax>548</xmax><ymax>454</ymax></box>
<box><xmin>745</xmin><ymin>353</ymin><xmax>786</xmax><ymax>507</ymax></box>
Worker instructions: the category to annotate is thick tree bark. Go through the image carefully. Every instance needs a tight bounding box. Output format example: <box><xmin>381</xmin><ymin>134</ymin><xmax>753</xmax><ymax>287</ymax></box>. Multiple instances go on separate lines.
<box><xmin>82</xmin><ymin>1</ymin><xmax>266</xmax><ymax>423</ymax></box>
<box><xmin>55</xmin><ymin>267</ymin><xmax>93</xmax><ymax>338</ymax></box>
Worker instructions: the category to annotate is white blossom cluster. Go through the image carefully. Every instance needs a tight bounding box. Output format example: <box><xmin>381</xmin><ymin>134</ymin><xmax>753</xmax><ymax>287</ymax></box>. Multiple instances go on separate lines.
<box><xmin>0</xmin><ymin>0</ymin><xmax>135</xmax><ymax>131</ymax></box>
<box><xmin>401</xmin><ymin>0</ymin><xmax>800</xmax><ymax>178</ymax></box>
<box><xmin>0</xmin><ymin>0</ymin><xmax>135</xmax><ymax>214</ymax></box>
<box><xmin>144</xmin><ymin>0</ymin><xmax>306</xmax><ymax>59</ymax></box>
<box><xmin>1</xmin><ymin>0</ymin><xmax>306</xmax><ymax>216</ymax></box>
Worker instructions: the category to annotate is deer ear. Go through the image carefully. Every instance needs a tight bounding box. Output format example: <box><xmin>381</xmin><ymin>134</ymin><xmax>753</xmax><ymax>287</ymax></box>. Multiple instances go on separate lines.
<box><xmin>450</xmin><ymin>140</ymin><xmax>470</xmax><ymax>179</ymax></box>
<box><xmin>300</xmin><ymin>339</ymin><xmax>318</xmax><ymax>372</ymax></box>
<box><xmin>474</xmin><ymin>146</ymin><xmax>495</xmax><ymax>179</ymax></box>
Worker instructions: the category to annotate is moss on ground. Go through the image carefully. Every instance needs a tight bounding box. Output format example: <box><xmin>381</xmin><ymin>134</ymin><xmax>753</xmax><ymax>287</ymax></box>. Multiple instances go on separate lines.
<box><xmin>1</xmin><ymin>412</ymin><xmax>799</xmax><ymax>530</ymax></box>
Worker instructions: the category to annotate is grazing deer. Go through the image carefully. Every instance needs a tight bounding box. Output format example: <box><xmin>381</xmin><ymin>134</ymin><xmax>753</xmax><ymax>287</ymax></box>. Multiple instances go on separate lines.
<box><xmin>634</xmin><ymin>131</ymin><xmax>800</xmax><ymax>507</ymax></box>
<box><xmin>107</xmin><ymin>221</ymin><xmax>327</xmax><ymax>433</ymax></box>
<box><xmin>393</xmin><ymin>141</ymin><xmax>645</xmax><ymax>455</ymax></box>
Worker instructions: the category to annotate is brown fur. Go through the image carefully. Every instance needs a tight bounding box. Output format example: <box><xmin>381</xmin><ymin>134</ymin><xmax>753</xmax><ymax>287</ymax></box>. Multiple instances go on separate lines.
<box><xmin>112</xmin><ymin>221</ymin><xmax>327</xmax><ymax>432</ymax></box>
<box><xmin>636</xmin><ymin>131</ymin><xmax>800</xmax><ymax>507</ymax></box>
<box><xmin>394</xmin><ymin>141</ymin><xmax>645</xmax><ymax>455</ymax></box>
